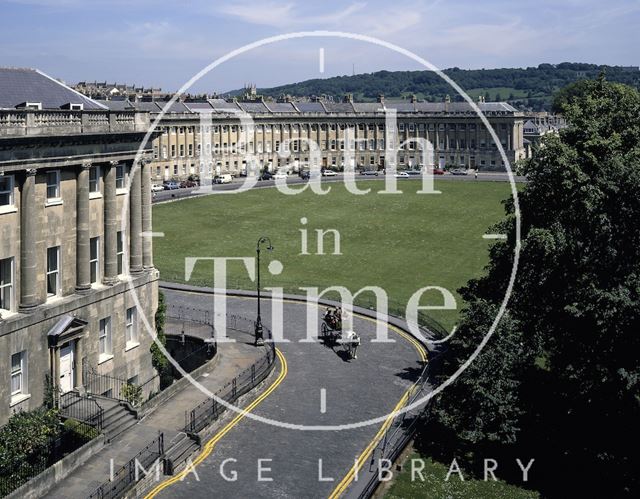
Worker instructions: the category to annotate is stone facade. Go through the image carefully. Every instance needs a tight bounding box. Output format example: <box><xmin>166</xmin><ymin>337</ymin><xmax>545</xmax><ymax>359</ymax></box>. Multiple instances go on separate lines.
<box><xmin>99</xmin><ymin>97</ymin><xmax>528</xmax><ymax>181</ymax></box>
<box><xmin>0</xmin><ymin>108</ymin><xmax>159</xmax><ymax>425</ymax></box>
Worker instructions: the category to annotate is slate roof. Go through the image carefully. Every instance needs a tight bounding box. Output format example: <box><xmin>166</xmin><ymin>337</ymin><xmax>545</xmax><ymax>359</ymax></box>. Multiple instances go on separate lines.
<box><xmin>0</xmin><ymin>67</ymin><xmax>106</xmax><ymax>110</ymax></box>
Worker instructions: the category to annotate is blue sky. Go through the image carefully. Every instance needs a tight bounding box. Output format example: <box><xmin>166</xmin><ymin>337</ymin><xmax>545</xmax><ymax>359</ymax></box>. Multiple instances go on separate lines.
<box><xmin>1</xmin><ymin>0</ymin><xmax>638</xmax><ymax>93</ymax></box>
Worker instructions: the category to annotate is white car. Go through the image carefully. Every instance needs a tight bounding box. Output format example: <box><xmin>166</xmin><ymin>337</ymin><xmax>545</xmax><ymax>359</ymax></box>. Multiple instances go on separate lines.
<box><xmin>394</xmin><ymin>171</ymin><xmax>410</xmax><ymax>178</ymax></box>
<box><xmin>273</xmin><ymin>172</ymin><xmax>288</xmax><ymax>180</ymax></box>
<box><xmin>322</xmin><ymin>169</ymin><xmax>338</xmax><ymax>176</ymax></box>
<box><xmin>151</xmin><ymin>184</ymin><xmax>164</xmax><ymax>192</ymax></box>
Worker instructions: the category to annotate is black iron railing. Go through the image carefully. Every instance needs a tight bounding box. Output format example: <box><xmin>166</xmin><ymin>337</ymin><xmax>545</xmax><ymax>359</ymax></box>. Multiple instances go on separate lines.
<box><xmin>86</xmin><ymin>433</ymin><xmax>164</xmax><ymax>499</ymax></box>
<box><xmin>0</xmin><ymin>419</ymin><xmax>99</xmax><ymax>498</ymax></box>
<box><xmin>183</xmin><ymin>329</ymin><xmax>276</xmax><ymax>434</ymax></box>
<box><xmin>59</xmin><ymin>390</ymin><xmax>104</xmax><ymax>430</ymax></box>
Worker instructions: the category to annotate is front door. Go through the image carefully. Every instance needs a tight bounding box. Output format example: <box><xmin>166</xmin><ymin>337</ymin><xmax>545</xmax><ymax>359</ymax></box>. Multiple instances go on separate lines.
<box><xmin>59</xmin><ymin>341</ymin><xmax>75</xmax><ymax>393</ymax></box>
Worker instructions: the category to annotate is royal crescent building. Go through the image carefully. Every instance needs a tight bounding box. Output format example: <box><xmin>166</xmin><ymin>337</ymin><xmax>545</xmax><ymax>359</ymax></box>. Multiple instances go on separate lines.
<box><xmin>0</xmin><ymin>68</ymin><xmax>159</xmax><ymax>425</ymax></box>
<box><xmin>97</xmin><ymin>94</ymin><xmax>528</xmax><ymax>181</ymax></box>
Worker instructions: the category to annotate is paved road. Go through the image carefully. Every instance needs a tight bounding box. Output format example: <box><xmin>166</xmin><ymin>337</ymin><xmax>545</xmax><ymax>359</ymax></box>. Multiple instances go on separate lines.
<box><xmin>152</xmin><ymin>172</ymin><xmax>524</xmax><ymax>203</ymax></box>
<box><xmin>151</xmin><ymin>288</ymin><xmax>427</xmax><ymax>499</ymax></box>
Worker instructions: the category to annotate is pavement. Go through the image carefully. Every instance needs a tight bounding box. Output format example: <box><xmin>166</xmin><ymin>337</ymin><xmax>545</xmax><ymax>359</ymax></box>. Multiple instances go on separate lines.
<box><xmin>46</xmin><ymin>298</ymin><xmax>266</xmax><ymax>499</ymax></box>
<box><xmin>148</xmin><ymin>287</ymin><xmax>427</xmax><ymax>499</ymax></box>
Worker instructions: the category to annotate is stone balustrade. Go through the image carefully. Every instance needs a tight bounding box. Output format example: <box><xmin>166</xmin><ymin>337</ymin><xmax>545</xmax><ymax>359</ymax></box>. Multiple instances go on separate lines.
<box><xmin>0</xmin><ymin>109</ymin><xmax>150</xmax><ymax>137</ymax></box>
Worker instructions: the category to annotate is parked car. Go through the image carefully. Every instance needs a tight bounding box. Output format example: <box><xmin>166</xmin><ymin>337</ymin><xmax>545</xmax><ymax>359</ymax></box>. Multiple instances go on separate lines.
<box><xmin>180</xmin><ymin>180</ymin><xmax>198</xmax><ymax>188</ymax></box>
<box><xmin>361</xmin><ymin>170</ymin><xmax>379</xmax><ymax>176</ymax></box>
<box><xmin>151</xmin><ymin>184</ymin><xmax>165</xmax><ymax>192</ymax></box>
<box><xmin>214</xmin><ymin>174</ymin><xmax>233</xmax><ymax>184</ymax></box>
<box><xmin>322</xmin><ymin>169</ymin><xmax>338</xmax><ymax>176</ymax></box>
<box><xmin>406</xmin><ymin>170</ymin><xmax>422</xmax><ymax>176</ymax></box>
<box><xmin>433</xmin><ymin>168</ymin><xmax>445</xmax><ymax>175</ymax></box>
<box><xmin>259</xmin><ymin>171</ymin><xmax>273</xmax><ymax>181</ymax></box>
<box><xmin>394</xmin><ymin>171</ymin><xmax>410</xmax><ymax>178</ymax></box>
<box><xmin>451</xmin><ymin>168</ymin><xmax>468</xmax><ymax>176</ymax></box>
<box><xmin>163</xmin><ymin>181</ymin><xmax>180</xmax><ymax>190</ymax></box>
<box><xmin>273</xmin><ymin>171</ymin><xmax>288</xmax><ymax>180</ymax></box>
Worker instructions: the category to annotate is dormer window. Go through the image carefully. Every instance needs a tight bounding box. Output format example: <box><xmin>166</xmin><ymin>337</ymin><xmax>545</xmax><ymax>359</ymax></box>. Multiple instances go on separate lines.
<box><xmin>60</xmin><ymin>103</ymin><xmax>84</xmax><ymax>111</ymax></box>
<box><xmin>16</xmin><ymin>102</ymin><xmax>42</xmax><ymax>110</ymax></box>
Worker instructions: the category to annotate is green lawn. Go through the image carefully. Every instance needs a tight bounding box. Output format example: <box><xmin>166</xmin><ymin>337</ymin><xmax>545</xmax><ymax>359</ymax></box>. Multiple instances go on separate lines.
<box><xmin>152</xmin><ymin>180</ymin><xmax>511</xmax><ymax>331</ymax></box>
<box><xmin>386</xmin><ymin>454</ymin><xmax>539</xmax><ymax>499</ymax></box>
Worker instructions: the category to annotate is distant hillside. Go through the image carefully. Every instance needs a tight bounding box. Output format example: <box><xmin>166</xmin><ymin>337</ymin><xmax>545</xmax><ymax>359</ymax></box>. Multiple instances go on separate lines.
<box><xmin>230</xmin><ymin>63</ymin><xmax>640</xmax><ymax>111</ymax></box>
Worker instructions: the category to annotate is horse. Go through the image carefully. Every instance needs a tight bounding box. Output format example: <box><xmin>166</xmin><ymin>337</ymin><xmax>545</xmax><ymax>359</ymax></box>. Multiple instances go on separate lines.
<box><xmin>339</xmin><ymin>330</ymin><xmax>360</xmax><ymax>360</ymax></box>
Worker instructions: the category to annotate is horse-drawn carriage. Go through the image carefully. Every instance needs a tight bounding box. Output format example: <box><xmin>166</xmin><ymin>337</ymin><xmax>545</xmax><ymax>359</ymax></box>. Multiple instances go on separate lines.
<box><xmin>321</xmin><ymin>307</ymin><xmax>360</xmax><ymax>360</ymax></box>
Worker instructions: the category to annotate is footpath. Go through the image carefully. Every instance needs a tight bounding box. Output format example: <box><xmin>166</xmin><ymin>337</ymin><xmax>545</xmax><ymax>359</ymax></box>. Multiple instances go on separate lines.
<box><xmin>47</xmin><ymin>322</ymin><xmax>266</xmax><ymax>499</ymax></box>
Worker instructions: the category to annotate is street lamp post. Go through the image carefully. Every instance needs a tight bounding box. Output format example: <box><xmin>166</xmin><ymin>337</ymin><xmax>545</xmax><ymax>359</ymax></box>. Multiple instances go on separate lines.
<box><xmin>255</xmin><ymin>236</ymin><xmax>273</xmax><ymax>346</ymax></box>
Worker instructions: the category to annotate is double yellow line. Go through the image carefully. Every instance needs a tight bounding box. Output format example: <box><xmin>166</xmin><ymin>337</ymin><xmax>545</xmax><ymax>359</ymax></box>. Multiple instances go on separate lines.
<box><xmin>328</xmin><ymin>321</ymin><xmax>427</xmax><ymax>499</ymax></box>
<box><xmin>146</xmin><ymin>291</ymin><xmax>428</xmax><ymax>499</ymax></box>
<box><xmin>144</xmin><ymin>349</ymin><xmax>288</xmax><ymax>499</ymax></box>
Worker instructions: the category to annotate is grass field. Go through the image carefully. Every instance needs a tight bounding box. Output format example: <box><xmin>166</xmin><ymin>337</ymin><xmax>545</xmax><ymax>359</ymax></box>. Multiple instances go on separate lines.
<box><xmin>152</xmin><ymin>180</ymin><xmax>512</xmax><ymax>331</ymax></box>
<box><xmin>385</xmin><ymin>454</ymin><xmax>539</xmax><ymax>499</ymax></box>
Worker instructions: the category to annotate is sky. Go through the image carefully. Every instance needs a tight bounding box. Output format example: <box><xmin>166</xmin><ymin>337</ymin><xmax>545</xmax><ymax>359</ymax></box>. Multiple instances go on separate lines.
<box><xmin>0</xmin><ymin>0</ymin><xmax>638</xmax><ymax>93</ymax></box>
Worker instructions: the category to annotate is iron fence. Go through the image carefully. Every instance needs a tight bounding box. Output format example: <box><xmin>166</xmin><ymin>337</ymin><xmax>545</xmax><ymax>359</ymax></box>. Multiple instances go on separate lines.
<box><xmin>59</xmin><ymin>390</ymin><xmax>104</xmax><ymax>430</ymax></box>
<box><xmin>160</xmin><ymin>277</ymin><xmax>449</xmax><ymax>340</ymax></box>
<box><xmin>183</xmin><ymin>331</ymin><xmax>276</xmax><ymax>434</ymax></box>
<box><xmin>356</xmin><ymin>347</ymin><xmax>446</xmax><ymax>498</ymax></box>
<box><xmin>0</xmin><ymin>420</ymin><xmax>99</xmax><ymax>498</ymax></box>
<box><xmin>86</xmin><ymin>433</ymin><xmax>164</xmax><ymax>499</ymax></box>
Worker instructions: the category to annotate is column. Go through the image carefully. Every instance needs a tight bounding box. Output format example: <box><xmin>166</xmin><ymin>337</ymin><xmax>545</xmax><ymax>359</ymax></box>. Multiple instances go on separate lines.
<box><xmin>76</xmin><ymin>163</ymin><xmax>91</xmax><ymax>292</ymax></box>
<box><xmin>129</xmin><ymin>164</ymin><xmax>143</xmax><ymax>274</ymax></box>
<box><xmin>20</xmin><ymin>168</ymin><xmax>39</xmax><ymax>310</ymax></box>
<box><xmin>141</xmin><ymin>160</ymin><xmax>153</xmax><ymax>269</ymax></box>
<box><xmin>103</xmin><ymin>161</ymin><xmax>118</xmax><ymax>284</ymax></box>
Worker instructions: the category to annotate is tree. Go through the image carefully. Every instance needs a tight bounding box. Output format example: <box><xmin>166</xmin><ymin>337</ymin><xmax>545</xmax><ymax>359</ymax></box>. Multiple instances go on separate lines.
<box><xmin>428</xmin><ymin>77</ymin><xmax>640</xmax><ymax>496</ymax></box>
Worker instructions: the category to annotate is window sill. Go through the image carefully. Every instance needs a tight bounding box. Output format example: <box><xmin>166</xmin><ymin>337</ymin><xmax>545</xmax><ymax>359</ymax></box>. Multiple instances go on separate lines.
<box><xmin>45</xmin><ymin>199</ymin><xmax>63</xmax><ymax>207</ymax></box>
<box><xmin>0</xmin><ymin>205</ymin><xmax>17</xmax><ymax>215</ymax></box>
<box><xmin>125</xmin><ymin>341</ymin><xmax>140</xmax><ymax>352</ymax></box>
<box><xmin>10</xmin><ymin>393</ymin><xmax>31</xmax><ymax>407</ymax></box>
<box><xmin>116</xmin><ymin>188</ymin><xmax>128</xmax><ymax>196</ymax></box>
<box><xmin>89</xmin><ymin>192</ymin><xmax>103</xmax><ymax>200</ymax></box>
<box><xmin>98</xmin><ymin>354</ymin><xmax>114</xmax><ymax>365</ymax></box>
<box><xmin>45</xmin><ymin>295</ymin><xmax>63</xmax><ymax>306</ymax></box>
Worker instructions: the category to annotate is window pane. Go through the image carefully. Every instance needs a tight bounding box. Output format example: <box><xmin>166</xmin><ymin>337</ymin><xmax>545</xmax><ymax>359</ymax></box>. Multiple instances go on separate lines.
<box><xmin>47</xmin><ymin>247</ymin><xmax>58</xmax><ymax>271</ymax></box>
<box><xmin>11</xmin><ymin>352</ymin><xmax>20</xmax><ymax>373</ymax></box>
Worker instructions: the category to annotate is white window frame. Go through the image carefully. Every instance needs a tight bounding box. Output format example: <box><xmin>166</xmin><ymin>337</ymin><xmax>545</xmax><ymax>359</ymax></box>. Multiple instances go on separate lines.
<box><xmin>46</xmin><ymin>170</ymin><xmax>61</xmax><ymax>203</ymax></box>
<box><xmin>0</xmin><ymin>257</ymin><xmax>14</xmax><ymax>313</ymax></box>
<box><xmin>126</xmin><ymin>307</ymin><xmax>139</xmax><ymax>349</ymax></box>
<box><xmin>99</xmin><ymin>317</ymin><xmax>112</xmax><ymax>361</ymax></box>
<box><xmin>46</xmin><ymin>246</ymin><xmax>61</xmax><ymax>298</ymax></box>
<box><xmin>115</xmin><ymin>163</ymin><xmax>126</xmax><ymax>190</ymax></box>
<box><xmin>89</xmin><ymin>166</ymin><xmax>101</xmax><ymax>194</ymax></box>
<box><xmin>0</xmin><ymin>174</ymin><xmax>15</xmax><ymax>211</ymax></box>
<box><xmin>90</xmin><ymin>237</ymin><xmax>100</xmax><ymax>284</ymax></box>
<box><xmin>116</xmin><ymin>231</ymin><xmax>124</xmax><ymax>276</ymax></box>
<box><xmin>11</xmin><ymin>351</ymin><xmax>27</xmax><ymax>401</ymax></box>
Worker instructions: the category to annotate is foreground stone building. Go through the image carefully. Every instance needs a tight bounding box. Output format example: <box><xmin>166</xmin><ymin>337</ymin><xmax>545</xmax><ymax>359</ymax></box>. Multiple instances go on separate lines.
<box><xmin>97</xmin><ymin>95</ymin><xmax>527</xmax><ymax>182</ymax></box>
<box><xmin>0</xmin><ymin>68</ymin><xmax>158</xmax><ymax>424</ymax></box>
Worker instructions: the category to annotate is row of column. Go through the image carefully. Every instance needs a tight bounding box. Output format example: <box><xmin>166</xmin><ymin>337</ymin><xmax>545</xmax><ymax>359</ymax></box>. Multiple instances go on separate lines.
<box><xmin>18</xmin><ymin>160</ymin><xmax>153</xmax><ymax>310</ymax></box>
<box><xmin>75</xmin><ymin>159</ymin><xmax>153</xmax><ymax>291</ymax></box>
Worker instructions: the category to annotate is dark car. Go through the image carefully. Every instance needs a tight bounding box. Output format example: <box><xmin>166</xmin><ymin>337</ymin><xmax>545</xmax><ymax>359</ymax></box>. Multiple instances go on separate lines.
<box><xmin>180</xmin><ymin>180</ymin><xmax>198</xmax><ymax>188</ymax></box>
<box><xmin>299</xmin><ymin>170</ymin><xmax>310</xmax><ymax>180</ymax></box>
<box><xmin>163</xmin><ymin>181</ymin><xmax>180</xmax><ymax>190</ymax></box>
<box><xmin>259</xmin><ymin>171</ymin><xmax>273</xmax><ymax>181</ymax></box>
<box><xmin>433</xmin><ymin>168</ymin><xmax>445</xmax><ymax>175</ymax></box>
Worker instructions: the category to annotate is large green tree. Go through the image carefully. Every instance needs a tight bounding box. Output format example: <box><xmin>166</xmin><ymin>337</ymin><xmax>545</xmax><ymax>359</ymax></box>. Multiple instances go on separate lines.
<box><xmin>429</xmin><ymin>76</ymin><xmax>640</xmax><ymax>496</ymax></box>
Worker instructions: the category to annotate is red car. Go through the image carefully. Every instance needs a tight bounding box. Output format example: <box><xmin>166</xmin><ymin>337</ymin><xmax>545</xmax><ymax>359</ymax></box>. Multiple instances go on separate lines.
<box><xmin>433</xmin><ymin>168</ymin><xmax>445</xmax><ymax>175</ymax></box>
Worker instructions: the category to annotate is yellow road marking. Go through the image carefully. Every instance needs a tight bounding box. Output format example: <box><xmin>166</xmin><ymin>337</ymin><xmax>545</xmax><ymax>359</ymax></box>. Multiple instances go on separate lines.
<box><xmin>144</xmin><ymin>348</ymin><xmax>288</xmax><ymax>499</ymax></box>
<box><xmin>165</xmin><ymin>289</ymin><xmax>429</xmax><ymax>498</ymax></box>
<box><xmin>328</xmin><ymin>320</ymin><xmax>427</xmax><ymax>498</ymax></box>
